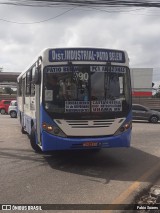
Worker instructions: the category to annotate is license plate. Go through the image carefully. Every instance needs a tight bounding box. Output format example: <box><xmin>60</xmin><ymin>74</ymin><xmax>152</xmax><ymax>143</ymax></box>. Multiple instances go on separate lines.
<box><xmin>83</xmin><ymin>142</ymin><xmax>99</xmax><ymax>147</ymax></box>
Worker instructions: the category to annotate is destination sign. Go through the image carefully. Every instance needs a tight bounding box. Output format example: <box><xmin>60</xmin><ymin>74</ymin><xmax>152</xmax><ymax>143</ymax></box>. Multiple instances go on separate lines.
<box><xmin>49</xmin><ymin>48</ymin><xmax>125</xmax><ymax>63</ymax></box>
<box><xmin>91</xmin><ymin>100</ymin><xmax>122</xmax><ymax>112</ymax></box>
<box><xmin>65</xmin><ymin>101</ymin><xmax>90</xmax><ymax>113</ymax></box>
<box><xmin>90</xmin><ymin>65</ymin><xmax>127</xmax><ymax>73</ymax></box>
<box><xmin>64</xmin><ymin>100</ymin><xmax>122</xmax><ymax>113</ymax></box>
<box><xmin>45</xmin><ymin>65</ymin><xmax>127</xmax><ymax>73</ymax></box>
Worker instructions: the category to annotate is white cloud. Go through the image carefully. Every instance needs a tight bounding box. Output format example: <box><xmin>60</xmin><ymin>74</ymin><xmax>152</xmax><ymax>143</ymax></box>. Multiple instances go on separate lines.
<box><xmin>0</xmin><ymin>4</ymin><xmax>159</xmax><ymax>81</ymax></box>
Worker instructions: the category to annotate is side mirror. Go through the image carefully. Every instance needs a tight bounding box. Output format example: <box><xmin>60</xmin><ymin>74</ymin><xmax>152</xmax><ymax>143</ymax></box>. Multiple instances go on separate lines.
<box><xmin>32</xmin><ymin>57</ymin><xmax>42</xmax><ymax>85</ymax></box>
<box><xmin>35</xmin><ymin>68</ymin><xmax>41</xmax><ymax>84</ymax></box>
<box><xmin>32</xmin><ymin>67</ymin><xmax>41</xmax><ymax>85</ymax></box>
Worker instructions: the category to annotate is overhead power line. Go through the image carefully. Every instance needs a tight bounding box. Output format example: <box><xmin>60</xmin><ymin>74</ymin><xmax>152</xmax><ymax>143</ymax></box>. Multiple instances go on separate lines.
<box><xmin>0</xmin><ymin>7</ymin><xmax>75</xmax><ymax>24</ymax></box>
<box><xmin>1</xmin><ymin>0</ymin><xmax>160</xmax><ymax>8</ymax></box>
<box><xmin>1</xmin><ymin>1</ymin><xmax>160</xmax><ymax>25</ymax></box>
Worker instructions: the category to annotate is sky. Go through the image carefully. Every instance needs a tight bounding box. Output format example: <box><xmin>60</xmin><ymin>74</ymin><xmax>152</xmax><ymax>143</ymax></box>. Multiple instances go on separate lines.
<box><xmin>0</xmin><ymin>2</ymin><xmax>160</xmax><ymax>87</ymax></box>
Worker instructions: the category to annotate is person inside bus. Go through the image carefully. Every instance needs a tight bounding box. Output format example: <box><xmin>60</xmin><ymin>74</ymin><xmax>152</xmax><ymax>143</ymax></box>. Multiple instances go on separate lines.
<box><xmin>108</xmin><ymin>74</ymin><xmax>120</xmax><ymax>99</ymax></box>
<box><xmin>46</xmin><ymin>76</ymin><xmax>60</xmax><ymax>103</ymax></box>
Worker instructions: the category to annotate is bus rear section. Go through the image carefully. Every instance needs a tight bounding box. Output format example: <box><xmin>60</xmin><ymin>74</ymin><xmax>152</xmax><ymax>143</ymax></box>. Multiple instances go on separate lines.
<box><xmin>17</xmin><ymin>48</ymin><xmax>132</xmax><ymax>152</ymax></box>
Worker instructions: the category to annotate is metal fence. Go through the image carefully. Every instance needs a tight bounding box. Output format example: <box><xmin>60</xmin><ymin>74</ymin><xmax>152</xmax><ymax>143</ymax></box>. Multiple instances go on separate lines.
<box><xmin>0</xmin><ymin>94</ymin><xmax>17</xmax><ymax>101</ymax></box>
<box><xmin>132</xmin><ymin>97</ymin><xmax>160</xmax><ymax>111</ymax></box>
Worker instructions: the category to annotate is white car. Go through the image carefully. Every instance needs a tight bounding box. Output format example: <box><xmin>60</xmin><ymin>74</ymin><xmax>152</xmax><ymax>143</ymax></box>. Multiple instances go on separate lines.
<box><xmin>8</xmin><ymin>100</ymin><xmax>17</xmax><ymax>118</ymax></box>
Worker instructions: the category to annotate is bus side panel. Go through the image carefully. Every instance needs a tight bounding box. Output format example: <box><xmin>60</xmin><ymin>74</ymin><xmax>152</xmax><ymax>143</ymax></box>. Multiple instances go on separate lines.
<box><xmin>18</xmin><ymin>95</ymin><xmax>36</xmax><ymax>133</ymax></box>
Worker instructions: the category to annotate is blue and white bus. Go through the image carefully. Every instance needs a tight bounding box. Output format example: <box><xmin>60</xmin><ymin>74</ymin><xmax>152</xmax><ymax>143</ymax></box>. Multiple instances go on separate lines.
<box><xmin>17</xmin><ymin>48</ymin><xmax>132</xmax><ymax>152</ymax></box>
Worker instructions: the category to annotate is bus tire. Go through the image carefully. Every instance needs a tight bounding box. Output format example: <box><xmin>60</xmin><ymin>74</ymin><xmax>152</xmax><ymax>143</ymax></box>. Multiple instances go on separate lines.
<box><xmin>30</xmin><ymin>127</ymin><xmax>41</xmax><ymax>153</ymax></box>
<box><xmin>21</xmin><ymin>126</ymin><xmax>26</xmax><ymax>134</ymax></box>
<box><xmin>20</xmin><ymin>116</ymin><xmax>27</xmax><ymax>134</ymax></box>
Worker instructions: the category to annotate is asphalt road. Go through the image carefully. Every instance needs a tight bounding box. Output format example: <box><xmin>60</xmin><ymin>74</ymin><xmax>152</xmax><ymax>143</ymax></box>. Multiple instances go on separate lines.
<box><xmin>0</xmin><ymin>115</ymin><xmax>159</xmax><ymax>212</ymax></box>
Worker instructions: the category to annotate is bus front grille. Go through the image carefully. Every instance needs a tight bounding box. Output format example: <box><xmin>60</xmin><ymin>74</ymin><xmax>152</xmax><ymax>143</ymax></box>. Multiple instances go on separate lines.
<box><xmin>65</xmin><ymin>120</ymin><xmax>115</xmax><ymax>128</ymax></box>
<box><xmin>54</xmin><ymin>118</ymin><xmax>125</xmax><ymax>136</ymax></box>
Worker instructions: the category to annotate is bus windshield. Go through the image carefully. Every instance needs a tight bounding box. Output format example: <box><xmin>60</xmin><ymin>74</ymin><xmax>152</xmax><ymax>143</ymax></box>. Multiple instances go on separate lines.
<box><xmin>43</xmin><ymin>64</ymin><xmax>131</xmax><ymax>119</ymax></box>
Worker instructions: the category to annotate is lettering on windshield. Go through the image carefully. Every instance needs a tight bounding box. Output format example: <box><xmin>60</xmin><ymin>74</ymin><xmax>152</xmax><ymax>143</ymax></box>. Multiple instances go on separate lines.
<box><xmin>45</xmin><ymin>66</ymin><xmax>127</xmax><ymax>74</ymax></box>
<box><xmin>65</xmin><ymin>101</ymin><xmax>90</xmax><ymax>113</ymax></box>
<box><xmin>92</xmin><ymin>100</ymin><xmax>122</xmax><ymax>112</ymax></box>
<box><xmin>90</xmin><ymin>66</ymin><xmax>127</xmax><ymax>73</ymax></box>
<box><xmin>64</xmin><ymin>100</ymin><xmax>122</xmax><ymax>113</ymax></box>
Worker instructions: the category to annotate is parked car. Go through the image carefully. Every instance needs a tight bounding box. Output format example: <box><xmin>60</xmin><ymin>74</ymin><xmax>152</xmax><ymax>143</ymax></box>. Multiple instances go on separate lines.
<box><xmin>8</xmin><ymin>100</ymin><xmax>18</xmax><ymax>118</ymax></box>
<box><xmin>0</xmin><ymin>99</ymin><xmax>12</xmax><ymax>114</ymax></box>
<box><xmin>132</xmin><ymin>104</ymin><xmax>160</xmax><ymax>123</ymax></box>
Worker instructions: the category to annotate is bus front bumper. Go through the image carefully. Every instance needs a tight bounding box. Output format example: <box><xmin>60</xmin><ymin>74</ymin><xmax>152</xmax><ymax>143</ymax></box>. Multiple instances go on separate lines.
<box><xmin>41</xmin><ymin>129</ymin><xmax>131</xmax><ymax>151</ymax></box>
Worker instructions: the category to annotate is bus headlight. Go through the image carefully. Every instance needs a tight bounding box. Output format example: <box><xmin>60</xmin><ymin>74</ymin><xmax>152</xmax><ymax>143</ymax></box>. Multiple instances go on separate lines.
<box><xmin>42</xmin><ymin>122</ymin><xmax>66</xmax><ymax>138</ymax></box>
<box><xmin>114</xmin><ymin>121</ymin><xmax>132</xmax><ymax>136</ymax></box>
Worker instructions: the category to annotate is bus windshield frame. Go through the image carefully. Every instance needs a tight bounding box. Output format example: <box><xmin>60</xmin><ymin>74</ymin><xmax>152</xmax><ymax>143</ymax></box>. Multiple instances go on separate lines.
<box><xmin>42</xmin><ymin>64</ymin><xmax>131</xmax><ymax>120</ymax></box>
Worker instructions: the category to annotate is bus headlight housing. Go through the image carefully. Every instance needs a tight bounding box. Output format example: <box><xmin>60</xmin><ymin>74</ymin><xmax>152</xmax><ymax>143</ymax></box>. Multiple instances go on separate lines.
<box><xmin>114</xmin><ymin>121</ymin><xmax>132</xmax><ymax>136</ymax></box>
<box><xmin>42</xmin><ymin>122</ymin><xmax>66</xmax><ymax>138</ymax></box>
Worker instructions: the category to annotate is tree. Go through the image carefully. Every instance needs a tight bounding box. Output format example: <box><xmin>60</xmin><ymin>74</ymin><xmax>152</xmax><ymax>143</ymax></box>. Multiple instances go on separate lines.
<box><xmin>153</xmin><ymin>85</ymin><xmax>160</xmax><ymax>98</ymax></box>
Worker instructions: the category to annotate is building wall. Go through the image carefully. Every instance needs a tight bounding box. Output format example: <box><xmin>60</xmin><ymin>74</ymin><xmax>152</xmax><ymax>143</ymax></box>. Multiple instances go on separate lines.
<box><xmin>130</xmin><ymin>68</ymin><xmax>153</xmax><ymax>97</ymax></box>
<box><xmin>0</xmin><ymin>88</ymin><xmax>3</xmax><ymax>93</ymax></box>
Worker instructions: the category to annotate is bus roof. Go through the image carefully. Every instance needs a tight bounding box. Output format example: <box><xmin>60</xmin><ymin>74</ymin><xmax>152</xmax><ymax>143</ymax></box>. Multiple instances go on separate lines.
<box><xmin>17</xmin><ymin>47</ymin><xmax>129</xmax><ymax>80</ymax></box>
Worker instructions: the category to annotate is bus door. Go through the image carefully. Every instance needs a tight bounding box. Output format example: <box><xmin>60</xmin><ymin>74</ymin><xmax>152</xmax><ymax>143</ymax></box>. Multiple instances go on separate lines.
<box><xmin>21</xmin><ymin>78</ymin><xmax>26</xmax><ymax>126</ymax></box>
<box><xmin>35</xmin><ymin>83</ymin><xmax>41</xmax><ymax>146</ymax></box>
<box><xmin>31</xmin><ymin>65</ymin><xmax>41</xmax><ymax>146</ymax></box>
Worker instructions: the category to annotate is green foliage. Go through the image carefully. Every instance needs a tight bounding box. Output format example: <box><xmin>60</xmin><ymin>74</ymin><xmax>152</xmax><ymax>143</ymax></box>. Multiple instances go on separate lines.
<box><xmin>153</xmin><ymin>84</ymin><xmax>160</xmax><ymax>98</ymax></box>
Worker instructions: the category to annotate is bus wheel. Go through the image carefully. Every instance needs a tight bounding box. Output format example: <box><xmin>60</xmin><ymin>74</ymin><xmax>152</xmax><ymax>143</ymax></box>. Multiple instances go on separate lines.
<box><xmin>30</xmin><ymin>127</ymin><xmax>42</xmax><ymax>153</ymax></box>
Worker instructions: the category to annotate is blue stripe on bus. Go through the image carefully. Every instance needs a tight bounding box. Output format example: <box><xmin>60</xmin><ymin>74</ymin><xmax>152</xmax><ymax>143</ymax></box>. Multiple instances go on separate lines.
<box><xmin>20</xmin><ymin>105</ymin><xmax>131</xmax><ymax>151</ymax></box>
<box><xmin>41</xmin><ymin>129</ymin><xmax>131</xmax><ymax>151</ymax></box>
<box><xmin>40</xmin><ymin>105</ymin><xmax>132</xmax><ymax>151</ymax></box>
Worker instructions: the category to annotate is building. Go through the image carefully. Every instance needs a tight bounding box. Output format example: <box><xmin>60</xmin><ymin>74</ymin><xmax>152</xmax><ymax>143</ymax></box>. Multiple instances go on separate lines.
<box><xmin>0</xmin><ymin>88</ymin><xmax>3</xmax><ymax>94</ymax></box>
<box><xmin>0</xmin><ymin>72</ymin><xmax>20</xmax><ymax>100</ymax></box>
<box><xmin>130</xmin><ymin>68</ymin><xmax>153</xmax><ymax>97</ymax></box>
<box><xmin>0</xmin><ymin>72</ymin><xmax>20</xmax><ymax>88</ymax></box>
